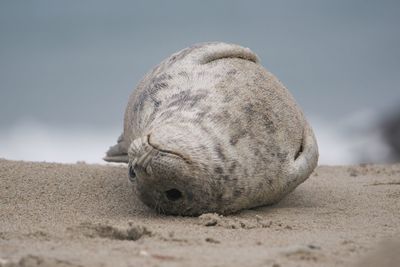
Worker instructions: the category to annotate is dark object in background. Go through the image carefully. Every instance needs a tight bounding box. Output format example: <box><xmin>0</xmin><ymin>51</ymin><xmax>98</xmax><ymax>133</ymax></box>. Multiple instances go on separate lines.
<box><xmin>382</xmin><ymin>107</ymin><xmax>400</xmax><ymax>162</ymax></box>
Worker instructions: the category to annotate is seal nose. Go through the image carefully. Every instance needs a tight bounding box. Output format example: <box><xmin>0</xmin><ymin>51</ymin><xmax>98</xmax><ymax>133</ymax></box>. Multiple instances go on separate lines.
<box><xmin>165</xmin><ymin>188</ymin><xmax>183</xmax><ymax>201</ymax></box>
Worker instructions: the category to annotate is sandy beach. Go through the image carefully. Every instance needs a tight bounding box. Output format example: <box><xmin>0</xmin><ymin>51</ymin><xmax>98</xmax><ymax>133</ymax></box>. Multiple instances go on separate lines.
<box><xmin>0</xmin><ymin>159</ymin><xmax>399</xmax><ymax>267</ymax></box>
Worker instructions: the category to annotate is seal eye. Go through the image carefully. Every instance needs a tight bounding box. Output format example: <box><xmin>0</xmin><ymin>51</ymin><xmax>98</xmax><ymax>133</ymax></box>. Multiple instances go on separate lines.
<box><xmin>128</xmin><ymin>165</ymin><xmax>136</xmax><ymax>182</ymax></box>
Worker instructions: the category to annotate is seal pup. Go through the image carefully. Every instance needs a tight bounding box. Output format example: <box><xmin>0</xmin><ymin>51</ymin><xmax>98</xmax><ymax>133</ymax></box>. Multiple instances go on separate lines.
<box><xmin>104</xmin><ymin>42</ymin><xmax>318</xmax><ymax>215</ymax></box>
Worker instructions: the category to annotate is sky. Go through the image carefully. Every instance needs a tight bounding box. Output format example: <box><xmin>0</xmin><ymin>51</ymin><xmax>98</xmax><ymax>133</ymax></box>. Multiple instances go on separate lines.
<box><xmin>0</xmin><ymin>1</ymin><xmax>399</xmax><ymax>164</ymax></box>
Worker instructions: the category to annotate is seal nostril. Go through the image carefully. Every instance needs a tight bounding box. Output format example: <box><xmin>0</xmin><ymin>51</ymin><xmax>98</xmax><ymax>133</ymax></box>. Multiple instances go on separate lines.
<box><xmin>165</xmin><ymin>189</ymin><xmax>183</xmax><ymax>201</ymax></box>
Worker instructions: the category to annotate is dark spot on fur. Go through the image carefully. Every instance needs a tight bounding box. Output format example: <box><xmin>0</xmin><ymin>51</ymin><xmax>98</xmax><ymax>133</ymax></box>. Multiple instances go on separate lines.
<box><xmin>215</xmin><ymin>143</ymin><xmax>226</xmax><ymax>161</ymax></box>
<box><xmin>134</xmin><ymin>75</ymin><xmax>171</xmax><ymax>115</ymax></box>
<box><xmin>222</xmin><ymin>175</ymin><xmax>230</xmax><ymax>181</ymax></box>
<box><xmin>222</xmin><ymin>94</ymin><xmax>234</xmax><ymax>103</ymax></box>
<box><xmin>151</xmin><ymin>73</ymin><xmax>172</xmax><ymax>86</ymax></box>
<box><xmin>193</xmin><ymin>111</ymin><xmax>208</xmax><ymax>123</ymax></box>
<box><xmin>159</xmin><ymin>110</ymin><xmax>174</xmax><ymax>119</ymax></box>
<box><xmin>222</xmin><ymin>110</ymin><xmax>231</xmax><ymax>120</ymax></box>
<box><xmin>233</xmin><ymin>189</ymin><xmax>242</xmax><ymax>197</ymax></box>
<box><xmin>228</xmin><ymin>162</ymin><xmax>237</xmax><ymax>174</ymax></box>
<box><xmin>154</xmin><ymin>82</ymin><xmax>168</xmax><ymax>90</ymax></box>
<box><xmin>167</xmin><ymin>89</ymin><xmax>208</xmax><ymax>109</ymax></box>
<box><xmin>229</xmin><ymin>129</ymin><xmax>247</xmax><ymax>146</ymax></box>
<box><xmin>214</xmin><ymin>166</ymin><xmax>224</xmax><ymax>174</ymax></box>
<box><xmin>261</xmin><ymin>113</ymin><xmax>275</xmax><ymax>133</ymax></box>
<box><xmin>166</xmin><ymin>90</ymin><xmax>190</xmax><ymax>108</ymax></box>
<box><xmin>199</xmin><ymin>144</ymin><xmax>208</xmax><ymax>152</ymax></box>
<box><xmin>264</xmin><ymin>120</ymin><xmax>274</xmax><ymax>132</ymax></box>
<box><xmin>136</xmin><ymin>91</ymin><xmax>149</xmax><ymax>113</ymax></box>
<box><xmin>178</xmin><ymin>71</ymin><xmax>189</xmax><ymax>78</ymax></box>
<box><xmin>230</xmin><ymin>136</ymin><xmax>239</xmax><ymax>146</ymax></box>
<box><xmin>168</xmin><ymin>47</ymin><xmax>193</xmax><ymax>64</ymax></box>
<box><xmin>227</xmin><ymin>69</ymin><xmax>237</xmax><ymax>75</ymax></box>
<box><xmin>169</xmin><ymin>55</ymin><xmax>178</xmax><ymax>62</ymax></box>
<box><xmin>152</xmin><ymin>98</ymin><xmax>161</xmax><ymax>108</ymax></box>
<box><xmin>199</xmin><ymin>125</ymin><xmax>211</xmax><ymax>135</ymax></box>
<box><xmin>209</xmin><ymin>110</ymin><xmax>231</xmax><ymax>124</ymax></box>
<box><xmin>253</xmin><ymin>148</ymin><xmax>261</xmax><ymax>156</ymax></box>
<box><xmin>210</xmin><ymin>113</ymin><xmax>224</xmax><ymax>124</ymax></box>
<box><xmin>228</xmin><ymin>118</ymin><xmax>248</xmax><ymax>146</ymax></box>
<box><xmin>277</xmin><ymin>152</ymin><xmax>288</xmax><ymax>163</ymax></box>
<box><xmin>244</xmin><ymin>103</ymin><xmax>255</xmax><ymax>118</ymax></box>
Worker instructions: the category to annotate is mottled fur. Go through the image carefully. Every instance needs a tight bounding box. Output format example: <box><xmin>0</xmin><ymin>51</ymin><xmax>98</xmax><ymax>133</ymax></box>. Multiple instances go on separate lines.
<box><xmin>104</xmin><ymin>42</ymin><xmax>318</xmax><ymax>215</ymax></box>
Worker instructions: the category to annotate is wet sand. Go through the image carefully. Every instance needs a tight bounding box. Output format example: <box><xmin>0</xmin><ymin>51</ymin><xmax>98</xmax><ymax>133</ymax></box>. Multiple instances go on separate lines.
<box><xmin>0</xmin><ymin>159</ymin><xmax>399</xmax><ymax>267</ymax></box>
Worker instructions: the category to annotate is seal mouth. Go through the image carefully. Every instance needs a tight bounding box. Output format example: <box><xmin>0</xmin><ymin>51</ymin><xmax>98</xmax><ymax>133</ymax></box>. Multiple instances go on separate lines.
<box><xmin>165</xmin><ymin>188</ymin><xmax>183</xmax><ymax>201</ymax></box>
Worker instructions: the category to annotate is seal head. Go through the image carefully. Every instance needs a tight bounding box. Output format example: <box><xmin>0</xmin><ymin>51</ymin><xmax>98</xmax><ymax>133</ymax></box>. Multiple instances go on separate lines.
<box><xmin>104</xmin><ymin>42</ymin><xmax>318</xmax><ymax>216</ymax></box>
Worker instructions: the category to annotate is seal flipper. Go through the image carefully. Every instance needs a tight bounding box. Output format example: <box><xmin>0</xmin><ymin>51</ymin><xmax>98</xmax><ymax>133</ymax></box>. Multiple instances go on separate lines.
<box><xmin>103</xmin><ymin>134</ymin><xmax>129</xmax><ymax>163</ymax></box>
<box><xmin>285</xmin><ymin>123</ymin><xmax>319</xmax><ymax>193</ymax></box>
<box><xmin>191</xmin><ymin>42</ymin><xmax>260</xmax><ymax>65</ymax></box>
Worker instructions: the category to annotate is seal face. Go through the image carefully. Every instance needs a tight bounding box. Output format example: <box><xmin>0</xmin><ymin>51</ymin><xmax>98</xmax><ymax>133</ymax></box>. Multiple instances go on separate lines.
<box><xmin>104</xmin><ymin>42</ymin><xmax>318</xmax><ymax>216</ymax></box>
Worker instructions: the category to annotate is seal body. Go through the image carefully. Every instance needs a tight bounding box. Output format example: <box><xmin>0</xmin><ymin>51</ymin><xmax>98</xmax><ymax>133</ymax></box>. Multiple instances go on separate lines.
<box><xmin>104</xmin><ymin>42</ymin><xmax>318</xmax><ymax>215</ymax></box>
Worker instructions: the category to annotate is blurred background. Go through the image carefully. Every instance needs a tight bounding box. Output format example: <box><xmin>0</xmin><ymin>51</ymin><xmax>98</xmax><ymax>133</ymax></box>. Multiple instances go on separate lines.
<box><xmin>0</xmin><ymin>0</ymin><xmax>399</xmax><ymax>165</ymax></box>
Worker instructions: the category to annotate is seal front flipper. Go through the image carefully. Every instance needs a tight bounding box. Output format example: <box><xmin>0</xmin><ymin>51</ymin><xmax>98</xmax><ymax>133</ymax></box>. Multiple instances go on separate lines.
<box><xmin>103</xmin><ymin>134</ymin><xmax>129</xmax><ymax>163</ymax></box>
<box><xmin>193</xmin><ymin>42</ymin><xmax>260</xmax><ymax>65</ymax></box>
<box><xmin>284</xmin><ymin>122</ymin><xmax>319</xmax><ymax>194</ymax></box>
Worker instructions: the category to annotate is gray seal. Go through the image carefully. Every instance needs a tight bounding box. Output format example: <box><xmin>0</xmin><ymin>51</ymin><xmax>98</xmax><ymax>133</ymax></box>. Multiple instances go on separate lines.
<box><xmin>104</xmin><ymin>42</ymin><xmax>318</xmax><ymax>215</ymax></box>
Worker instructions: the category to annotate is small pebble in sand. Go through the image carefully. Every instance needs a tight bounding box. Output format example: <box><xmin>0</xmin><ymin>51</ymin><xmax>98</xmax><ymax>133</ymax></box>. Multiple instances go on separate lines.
<box><xmin>205</xmin><ymin>237</ymin><xmax>220</xmax><ymax>244</ymax></box>
<box><xmin>198</xmin><ymin>213</ymin><xmax>221</xmax><ymax>226</ymax></box>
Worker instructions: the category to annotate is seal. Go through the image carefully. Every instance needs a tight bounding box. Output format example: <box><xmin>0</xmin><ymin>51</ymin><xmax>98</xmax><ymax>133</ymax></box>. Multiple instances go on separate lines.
<box><xmin>104</xmin><ymin>42</ymin><xmax>318</xmax><ymax>215</ymax></box>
